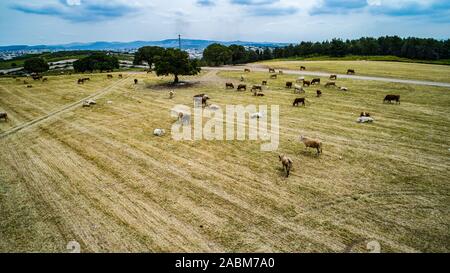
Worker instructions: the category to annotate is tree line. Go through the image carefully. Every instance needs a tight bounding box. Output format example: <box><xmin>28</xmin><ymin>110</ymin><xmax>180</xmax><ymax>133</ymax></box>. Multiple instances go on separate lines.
<box><xmin>202</xmin><ymin>36</ymin><xmax>450</xmax><ymax>66</ymax></box>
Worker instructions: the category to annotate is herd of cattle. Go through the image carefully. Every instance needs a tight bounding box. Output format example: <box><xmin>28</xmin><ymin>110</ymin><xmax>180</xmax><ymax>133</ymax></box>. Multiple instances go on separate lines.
<box><xmin>0</xmin><ymin>68</ymin><xmax>402</xmax><ymax>178</ymax></box>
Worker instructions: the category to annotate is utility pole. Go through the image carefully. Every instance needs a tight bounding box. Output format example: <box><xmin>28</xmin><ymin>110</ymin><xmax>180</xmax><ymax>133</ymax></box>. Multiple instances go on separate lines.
<box><xmin>178</xmin><ymin>34</ymin><xmax>182</xmax><ymax>50</ymax></box>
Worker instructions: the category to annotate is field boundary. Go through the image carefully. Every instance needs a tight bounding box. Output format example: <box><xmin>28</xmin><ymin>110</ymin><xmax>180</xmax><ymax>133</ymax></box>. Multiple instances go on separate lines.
<box><xmin>0</xmin><ymin>76</ymin><xmax>129</xmax><ymax>139</ymax></box>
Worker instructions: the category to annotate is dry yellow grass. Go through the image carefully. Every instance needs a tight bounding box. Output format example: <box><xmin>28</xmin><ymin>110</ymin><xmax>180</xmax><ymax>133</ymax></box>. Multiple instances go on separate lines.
<box><xmin>0</xmin><ymin>70</ymin><xmax>449</xmax><ymax>253</ymax></box>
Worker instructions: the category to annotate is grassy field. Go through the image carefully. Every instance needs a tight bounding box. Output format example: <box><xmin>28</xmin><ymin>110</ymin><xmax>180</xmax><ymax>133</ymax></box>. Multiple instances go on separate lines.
<box><xmin>257</xmin><ymin>60</ymin><xmax>450</xmax><ymax>83</ymax></box>
<box><xmin>0</xmin><ymin>69</ymin><xmax>449</xmax><ymax>252</ymax></box>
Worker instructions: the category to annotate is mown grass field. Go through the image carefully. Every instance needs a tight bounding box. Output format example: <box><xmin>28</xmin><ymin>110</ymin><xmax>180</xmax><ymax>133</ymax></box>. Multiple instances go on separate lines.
<box><xmin>257</xmin><ymin>60</ymin><xmax>450</xmax><ymax>83</ymax></box>
<box><xmin>0</xmin><ymin>67</ymin><xmax>449</xmax><ymax>253</ymax></box>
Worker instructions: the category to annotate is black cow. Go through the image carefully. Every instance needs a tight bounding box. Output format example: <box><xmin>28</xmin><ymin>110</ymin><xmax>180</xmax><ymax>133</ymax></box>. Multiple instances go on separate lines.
<box><xmin>293</xmin><ymin>98</ymin><xmax>306</xmax><ymax>107</ymax></box>
<box><xmin>384</xmin><ymin>95</ymin><xmax>400</xmax><ymax>104</ymax></box>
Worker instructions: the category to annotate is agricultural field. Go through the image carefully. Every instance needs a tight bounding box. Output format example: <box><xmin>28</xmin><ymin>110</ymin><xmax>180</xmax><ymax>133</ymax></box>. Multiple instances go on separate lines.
<box><xmin>0</xmin><ymin>68</ymin><xmax>449</xmax><ymax>253</ymax></box>
<box><xmin>257</xmin><ymin>60</ymin><xmax>450</xmax><ymax>83</ymax></box>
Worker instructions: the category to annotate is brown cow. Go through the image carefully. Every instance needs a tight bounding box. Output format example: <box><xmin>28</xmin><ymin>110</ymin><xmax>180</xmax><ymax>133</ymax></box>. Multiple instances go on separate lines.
<box><xmin>325</xmin><ymin>82</ymin><xmax>336</xmax><ymax>88</ymax></box>
<box><xmin>384</xmin><ymin>95</ymin><xmax>400</xmax><ymax>104</ymax></box>
<box><xmin>330</xmin><ymin>74</ymin><xmax>337</xmax><ymax>80</ymax></box>
<box><xmin>279</xmin><ymin>155</ymin><xmax>293</xmax><ymax>178</ymax></box>
<box><xmin>0</xmin><ymin>112</ymin><xmax>8</xmax><ymax>122</ymax></box>
<box><xmin>347</xmin><ymin>69</ymin><xmax>355</xmax><ymax>75</ymax></box>
<box><xmin>317</xmin><ymin>90</ymin><xmax>322</xmax><ymax>97</ymax></box>
<box><xmin>269</xmin><ymin>68</ymin><xmax>275</xmax><ymax>73</ymax></box>
<box><xmin>262</xmin><ymin>80</ymin><xmax>267</xmax><ymax>86</ymax></box>
<box><xmin>270</xmin><ymin>74</ymin><xmax>277</xmax><ymax>79</ymax></box>
<box><xmin>251</xmin><ymin>85</ymin><xmax>262</xmax><ymax>92</ymax></box>
<box><xmin>244</xmin><ymin>68</ymin><xmax>251</xmax><ymax>73</ymax></box>
<box><xmin>303</xmin><ymin>80</ymin><xmax>311</xmax><ymax>87</ymax></box>
<box><xmin>107</xmin><ymin>74</ymin><xmax>113</xmax><ymax>79</ymax></box>
<box><xmin>226</xmin><ymin>83</ymin><xmax>235</xmax><ymax>89</ymax></box>
<box><xmin>311</xmin><ymin>78</ymin><xmax>321</xmax><ymax>85</ymax></box>
<box><xmin>360</xmin><ymin>112</ymin><xmax>371</xmax><ymax>117</ymax></box>
<box><xmin>293</xmin><ymin>98</ymin><xmax>306</xmax><ymax>107</ymax></box>
<box><xmin>300</xmin><ymin>66</ymin><xmax>306</xmax><ymax>71</ymax></box>
<box><xmin>237</xmin><ymin>84</ymin><xmax>247</xmax><ymax>91</ymax></box>
<box><xmin>134</xmin><ymin>79</ymin><xmax>138</xmax><ymax>84</ymax></box>
<box><xmin>286</xmin><ymin>82</ymin><xmax>293</xmax><ymax>88</ymax></box>
<box><xmin>118</xmin><ymin>74</ymin><xmax>123</xmax><ymax>79</ymax></box>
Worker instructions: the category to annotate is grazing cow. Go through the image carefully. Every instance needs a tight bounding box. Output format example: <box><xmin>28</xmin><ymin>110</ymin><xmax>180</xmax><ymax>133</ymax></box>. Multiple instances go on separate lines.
<box><xmin>226</xmin><ymin>83</ymin><xmax>235</xmax><ymax>89</ymax></box>
<box><xmin>262</xmin><ymin>80</ymin><xmax>267</xmax><ymax>86</ymax></box>
<box><xmin>384</xmin><ymin>95</ymin><xmax>400</xmax><ymax>104</ymax></box>
<box><xmin>251</xmin><ymin>85</ymin><xmax>263</xmax><ymax>92</ymax></box>
<box><xmin>32</xmin><ymin>75</ymin><xmax>42</xmax><ymax>81</ymax></box>
<box><xmin>311</xmin><ymin>78</ymin><xmax>321</xmax><ymax>85</ymax></box>
<box><xmin>178</xmin><ymin>112</ymin><xmax>191</xmax><ymax>125</ymax></box>
<box><xmin>107</xmin><ymin>74</ymin><xmax>113</xmax><ymax>79</ymax></box>
<box><xmin>330</xmin><ymin>74</ymin><xmax>337</xmax><ymax>80</ymax></box>
<box><xmin>254</xmin><ymin>92</ymin><xmax>265</xmax><ymax>97</ymax></box>
<box><xmin>118</xmin><ymin>74</ymin><xmax>123</xmax><ymax>79</ymax></box>
<box><xmin>357</xmin><ymin>116</ymin><xmax>374</xmax><ymax>123</ymax></box>
<box><xmin>293</xmin><ymin>98</ymin><xmax>306</xmax><ymax>107</ymax></box>
<box><xmin>317</xmin><ymin>90</ymin><xmax>322</xmax><ymax>97</ymax></box>
<box><xmin>78</xmin><ymin>79</ymin><xmax>84</xmax><ymax>84</ymax></box>
<box><xmin>339</xmin><ymin>87</ymin><xmax>348</xmax><ymax>91</ymax></box>
<box><xmin>269</xmin><ymin>68</ymin><xmax>275</xmax><ymax>73</ymax></box>
<box><xmin>153</xmin><ymin>129</ymin><xmax>166</xmax><ymax>136</ymax></box>
<box><xmin>300</xmin><ymin>66</ymin><xmax>306</xmax><ymax>71</ymax></box>
<box><xmin>279</xmin><ymin>155</ymin><xmax>293</xmax><ymax>177</ymax></box>
<box><xmin>303</xmin><ymin>80</ymin><xmax>311</xmax><ymax>87</ymax></box>
<box><xmin>325</xmin><ymin>82</ymin><xmax>336</xmax><ymax>88</ymax></box>
<box><xmin>270</xmin><ymin>74</ymin><xmax>277</xmax><ymax>79</ymax></box>
<box><xmin>194</xmin><ymin>94</ymin><xmax>210</xmax><ymax>107</ymax></box>
<box><xmin>27</xmin><ymin>85</ymin><xmax>33</xmax><ymax>88</ymax></box>
<box><xmin>294</xmin><ymin>85</ymin><xmax>305</xmax><ymax>94</ymax></box>
<box><xmin>134</xmin><ymin>79</ymin><xmax>138</xmax><ymax>84</ymax></box>
<box><xmin>83</xmin><ymin>78</ymin><xmax>90</xmax><ymax>81</ymax></box>
<box><xmin>286</xmin><ymin>82</ymin><xmax>293</xmax><ymax>89</ymax></box>
<box><xmin>296</xmin><ymin>77</ymin><xmax>305</xmax><ymax>83</ymax></box>
<box><xmin>237</xmin><ymin>84</ymin><xmax>247</xmax><ymax>91</ymax></box>
<box><xmin>347</xmin><ymin>69</ymin><xmax>355</xmax><ymax>75</ymax></box>
<box><xmin>244</xmin><ymin>68</ymin><xmax>251</xmax><ymax>73</ymax></box>
<box><xmin>300</xmin><ymin>136</ymin><xmax>323</xmax><ymax>155</ymax></box>
<box><xmin>0</xmin><ymin>112</ymin><xmax>8</xmax><ymax>122</ymax></box>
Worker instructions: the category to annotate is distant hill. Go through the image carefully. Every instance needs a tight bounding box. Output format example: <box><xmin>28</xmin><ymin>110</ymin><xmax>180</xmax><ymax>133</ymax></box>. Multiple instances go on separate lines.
<box><xmin>0</xmin><ymin>39</ymin><xmax>289</xmax><ymax>52</ymax></box>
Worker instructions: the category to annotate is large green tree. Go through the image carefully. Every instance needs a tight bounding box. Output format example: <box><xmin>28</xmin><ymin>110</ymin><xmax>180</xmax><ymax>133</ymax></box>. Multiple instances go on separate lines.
<box><xmin>73</xmin><ymin>53</ymin><xmax>119</xmax><ymax>72</ymax></box>
<box><xmin>133</xmin><ymin>46</ymin><xmax>165</xmax><ymax>69</ymax></box>
<box><xmin>154</xmin><ymin>48</ymin><xmax>201</xmax><ymax>84</ymax></box>
<box><xmin>203</xmin><ymin>43</ymin><xmax>232</xmax><ymax>66</ymax></box>
<box><xmin>23</xmin><ymin>57</ymin><xmax>49</xmax><ymax>74</ymax></box>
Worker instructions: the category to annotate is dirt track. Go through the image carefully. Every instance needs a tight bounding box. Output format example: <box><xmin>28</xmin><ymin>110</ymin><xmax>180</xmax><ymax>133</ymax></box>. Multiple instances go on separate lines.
<box><xmin>204</xmin><ymin>65</ymin><xmax>450</xmax><ymax>88</ymax></box>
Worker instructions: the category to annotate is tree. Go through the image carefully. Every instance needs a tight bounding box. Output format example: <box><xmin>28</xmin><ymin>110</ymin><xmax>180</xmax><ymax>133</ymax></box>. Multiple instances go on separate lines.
<box><xmin>11</xmin><ymin>63</ymin><xmax>17</xmax><ymax>68</ymax></box>
<box><xmin>229</xmin><ymin>45</ymin><xmax>248</xmax><ymax>64</ymax></box>
<box><xmin>329</xmin><ymin>38</ymin><xmax>347</xmax><ymax>57</ymax></box>
<box><xmin>23</xmin><ymin>57</ymin><xmax>49</xmax><ymax>74</ymax></box>
<box><xmin>154</xmin><ymin>48</ymin><xmax>201</xmax><ymax>84</ymax></box>
<box><xmin>73</xmin><ymin>53</ymin><xmax>119</xmax><ymax>73</ymax></box>
<box><xmin>133</xmin><ymin>46</ymin><xmax>165</xmax><ymax>69</ymax></box>
<box><xmin>203</xmin><ymin>43</ymin><xmax>232</xmax><ymax>66</ymax></box>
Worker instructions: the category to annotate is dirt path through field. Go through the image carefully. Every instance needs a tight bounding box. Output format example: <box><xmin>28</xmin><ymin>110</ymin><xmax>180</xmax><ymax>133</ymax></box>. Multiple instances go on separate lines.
<box><xmin>0</xmin><ymin>77</ymin><xmax>130</xmax><ymax>138</ymax></box>
<box><xmin>204</xmin><ymin>65</ymin><xmax>450</xmax><ymax>88</ymax></box>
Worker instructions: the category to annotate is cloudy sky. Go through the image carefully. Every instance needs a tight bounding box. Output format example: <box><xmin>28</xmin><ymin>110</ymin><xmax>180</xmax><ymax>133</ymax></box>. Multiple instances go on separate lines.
<box><xmin>0</xmin><ymin>0</ymin><xmax>449</xmax><ymax>45</ymax></box>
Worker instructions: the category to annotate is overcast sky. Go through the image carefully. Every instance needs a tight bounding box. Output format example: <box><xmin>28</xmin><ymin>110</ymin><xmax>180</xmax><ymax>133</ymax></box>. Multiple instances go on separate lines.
<box><xmin>0</xmin><ymin>0</ymin><xmax>449</xmax><ymax>45</ymax></box>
